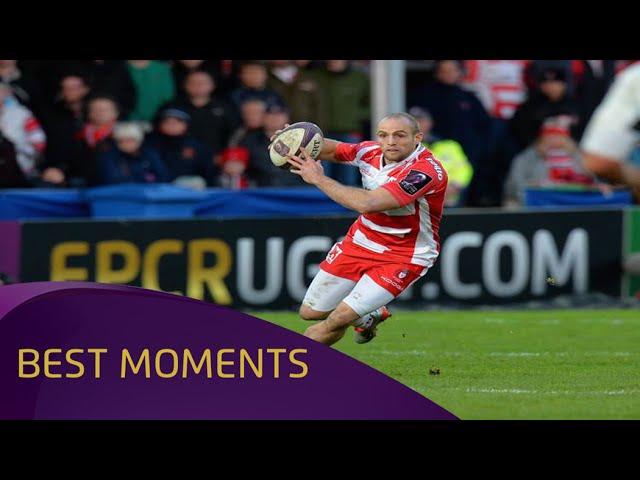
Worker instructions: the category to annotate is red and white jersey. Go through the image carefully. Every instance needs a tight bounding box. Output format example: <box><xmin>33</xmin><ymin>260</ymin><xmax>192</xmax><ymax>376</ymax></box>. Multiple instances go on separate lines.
<box><xmin>334</xmin><ymin>141</ymin><xmax>448</xmax><ymax>268</ymax></box>
<box><xmin>462</xmin><ymin>60</ymin><xmax>529</xmax><ymax>120</ymax></box>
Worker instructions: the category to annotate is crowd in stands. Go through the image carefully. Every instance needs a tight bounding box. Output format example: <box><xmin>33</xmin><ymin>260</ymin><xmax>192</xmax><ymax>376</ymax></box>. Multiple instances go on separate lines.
<box><xmin>0</xmin><ymin>60</ymin><xmax>370</xmax><ymax>191</ymax></box>
<box><xmin>408</xmin><ymin>60</ymin><xmax>639</xmax><ymax>206</ymax></box>
<box><xmin>0</xmin><ymin>59</ymin><xmax>637</xmax><ymax>207</ymax></box>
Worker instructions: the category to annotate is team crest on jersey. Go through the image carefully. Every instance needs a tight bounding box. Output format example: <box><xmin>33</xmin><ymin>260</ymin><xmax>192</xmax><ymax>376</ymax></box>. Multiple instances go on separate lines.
<box><xmin>399</xmin><ymin>170</ymin><xmax>432</xmax><ymax>194</ymax></box>
<box><xmin>394</xmin><ymin>269</ymin><xmax>409</xmax><ymax>281</ymax></box>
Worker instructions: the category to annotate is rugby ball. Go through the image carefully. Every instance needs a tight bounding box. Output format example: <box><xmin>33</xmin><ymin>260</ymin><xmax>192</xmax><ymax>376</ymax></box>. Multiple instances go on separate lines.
<box><xmin>269</xmin><ymin>122</ymin><xmax>324</xmax><ymax>169</ymax></box>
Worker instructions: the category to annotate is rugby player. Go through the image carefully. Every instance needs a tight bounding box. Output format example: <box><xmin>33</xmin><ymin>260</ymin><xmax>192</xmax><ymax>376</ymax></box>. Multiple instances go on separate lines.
<box><xmin>277</xmin><ymin>113</ymin><xmax>448</xmax><ymax>345</ymax></box>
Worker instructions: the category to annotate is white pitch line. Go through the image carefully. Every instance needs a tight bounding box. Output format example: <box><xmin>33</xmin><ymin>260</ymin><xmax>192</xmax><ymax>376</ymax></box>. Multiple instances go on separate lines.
<box><xmin>461</xmin><ymin>387</ymin><xmax>640</xmax><ymax>396</ymax></box>
<box><xmin>489</xmin><ymin>351</ymin><xmax>636</xmax><ymax>357</ymax></box>
<box><xmin>365</xmin><ymin>351</ymin><xmax>637</xmax><ymax>357</ymax></box>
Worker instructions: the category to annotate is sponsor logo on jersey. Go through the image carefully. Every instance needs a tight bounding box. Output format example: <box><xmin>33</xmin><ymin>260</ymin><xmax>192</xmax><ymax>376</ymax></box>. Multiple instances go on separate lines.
<box><xmin>427</xmin><ymin>157</ymin><xmax>444</xmax><ymax>181</ymax></box>
<box><xmin>399</xmin><ymin>170</ymin><xmax>432</xmax><ymax>195</ymax></box>
<box><xmin>380</xmin><ymin>276</ymin><xmax>404</xmax><ymax>290</ymax></box>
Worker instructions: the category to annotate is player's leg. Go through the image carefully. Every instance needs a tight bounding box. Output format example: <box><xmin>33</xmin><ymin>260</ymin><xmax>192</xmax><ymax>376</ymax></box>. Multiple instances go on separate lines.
<box><xmin>353</xmin><ymin>305</ymin><xmax>393</xmax><ymax>344</ymax></box>
<box><xmin>303</xmin><ymin>301</ymin><xmax>361</xmax><ymax>345</ymax></box>
<box><xmin>299</xmin><ymin>268</ymin><xmax>357</xmax><ymax>322</ymax></box>
<box><xmin>304</xmin><ymin>274</ymin><xmax>397</xmax><ymax>345</ymax></box>
<box><xmin>350</xmin><ymin>263</ymin><xmax>429</xmax><ymax>343</ymax></box>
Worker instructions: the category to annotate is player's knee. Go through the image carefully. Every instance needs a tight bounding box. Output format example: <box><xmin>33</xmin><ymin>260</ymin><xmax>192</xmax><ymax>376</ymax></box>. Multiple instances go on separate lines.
<box><xmin>299</xmin><ymin>305</ymin><xmax>329</xmax><ymax>321</ymax></box>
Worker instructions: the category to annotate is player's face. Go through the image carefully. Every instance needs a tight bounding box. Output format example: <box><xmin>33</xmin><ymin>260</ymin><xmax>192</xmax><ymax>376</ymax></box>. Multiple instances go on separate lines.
<box><xmin>376</xmin><ymin>118</ymin><xmax>423</xmax><ymax>162</ymax></box>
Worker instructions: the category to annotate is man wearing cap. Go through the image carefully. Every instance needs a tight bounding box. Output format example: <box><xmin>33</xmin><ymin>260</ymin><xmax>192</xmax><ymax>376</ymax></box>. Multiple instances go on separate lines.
<box><xmin>510</xmin><ymin>67</ymin><xmax>580</xmax><ymax>151</ymax></box>
<box><xmin>146</xmin><ymin>107</ymin><xmax>217</xmax><ymax>186</ymax></box>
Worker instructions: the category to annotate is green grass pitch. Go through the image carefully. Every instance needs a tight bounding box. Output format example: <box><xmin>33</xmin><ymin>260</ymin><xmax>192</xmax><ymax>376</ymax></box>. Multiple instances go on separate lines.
<box><xmin>254</xmin><ymin>309</ymin><xmax>640</xmax><ymax>419</ymax></box>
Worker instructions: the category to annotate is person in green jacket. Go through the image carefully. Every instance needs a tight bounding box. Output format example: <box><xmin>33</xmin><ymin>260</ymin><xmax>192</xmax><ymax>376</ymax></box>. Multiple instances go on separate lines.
<box><xmin>313</xmin><ymin>60</ymin><xmax>370</xmax><ymax>186</ymax></box>
<box><xmin>266</xmin><ymin>60</ymin><xmax>324</xmax><ymax>127</ymax></box>
<box><xmin>409</xmin><ymin>106</ymin><xmax>473</xmax><ymax>206</ymax></box>
<box><xmin>126</xmin><ymin>60</ymin><xmax>176</xmax><ymax>123</ymax></box>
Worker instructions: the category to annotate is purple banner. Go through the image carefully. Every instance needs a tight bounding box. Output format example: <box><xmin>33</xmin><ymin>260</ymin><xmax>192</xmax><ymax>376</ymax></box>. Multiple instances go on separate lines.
<box><xmin>0</xmin><ymin>282</ymin><xmax>457</xmax><ymax>420</ymax></box>
<box><xmin>0</xmin><ymin>221</ymin><xmax>20</xmax><ymax>282</ymax></box>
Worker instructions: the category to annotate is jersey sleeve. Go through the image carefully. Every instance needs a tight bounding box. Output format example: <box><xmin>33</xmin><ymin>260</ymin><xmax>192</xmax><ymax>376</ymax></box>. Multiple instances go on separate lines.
<box><xmin>334</xmin><ymin>140</ymin><xmax>379</xmax><ymax>165</ymax></box>
<box><xmin>580</xmin><ymin>65</ymin><xmax>640</xmax><ymax>162</ymax></box>
<box><xmin>381</xmin><ymin>163</ymin><xmax>445</xmax><ymax>207</ymax></box>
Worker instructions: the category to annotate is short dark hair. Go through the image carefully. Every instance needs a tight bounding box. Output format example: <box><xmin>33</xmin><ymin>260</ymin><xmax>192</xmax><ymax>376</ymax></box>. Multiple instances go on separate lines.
<box><xmin>379</xmin><ymin>112</ymin><xmax>421</xmax><ymax>135</ymax></box>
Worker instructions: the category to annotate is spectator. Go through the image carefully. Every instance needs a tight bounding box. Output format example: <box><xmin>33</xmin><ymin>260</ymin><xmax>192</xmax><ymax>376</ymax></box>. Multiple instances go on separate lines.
<box><xmin>126</xmin><ymin>60</ymin><xmax>175</xmax><ymax>123</ymax></box>
<box><xmin>47</xmin><ymin>61</ymin><xmax>137</xmax><ymax>118</ymax></box>
<box><xmin>266</xmin><ymin>60</ymin><xmax>324</xmax><ymax>125</ymax></box>
<box><xmin>97</xmin><ymin>122</ymin><xmax>169</xmax><ymax>185</ymax></box>
<box><xmin>410</xmin><ymin>106</ymin><xmax>473</xmax><ymax>207</ymax></box>
<box><xmin>145</xmin><ymin>107</ymin><xmax>216</xmax><ymax>186</ymax></box>
<box><xmin>0</xmin><ymin>60</ymin><xmax>42</xmax><ymax>113</ymax></box>
<box><xmin>242</xmin><ymin>104</ymin><xmax>305</xmax><ymax>187</ymax></box>
<box><xmin>38</xmin><ymin>74</ymin><xmax>91</xmax><ymax>186</ymax></box>
<box><xmin>409</xmin><ymin>60</ymin><xmax>491</xmax><ymax>178</ymax></box>
<box><xmin>0</xmin><ymin>83</ymin><xmax>46</xmax><ymax>182</ymax></box>
<box><xmin>524</xmin><ymin>60</ymin><xmax>575</xmax><ymax>94</ymax></box>
<box><xmin>0</xmin><ymin>131</ymin><xmax>28</xmax><ymax>188</ymax></box>
<box><xmin>165</xmin><ymin>70</ymin><xmax>237</xmax><ymax>154</ymax></box>
<box><xmin>83</xmin><ymin>61</ymin><xmax>137</xmax><ymax>119</ymax></box>
<box><xmin>41</xmin><ymin>94</ymin><xmax>119</xmax><ymax>187</ymax></box>
<box><xmin>217</xmin><ymin>146</ymin><xmax>251</xmax><ymax>189</ymax></box>
<box><xmin>80</xmin><ymin>96</ymin><xmax>120</xmax><ymax>148</ymax></box>
<box><xmin>172</xmin><ymin>60</ymin><xmax>222</xmax><ymax>97</ymax></box>
<box><xmin>314</xmin><ymin>60</ymin><xmax>370</xmax><ymax>186</ymax></box>
<box><xmin>510</xmin><ymin>66</ymin><xmax>580</xmax><ymax>151</ymax></box>
<box><xmin>461</xmin><ymin>60</ymin><xmax>529</xmax><ymax>206</ymax></box>
<box><xmin>504</xmin><ymin>119</ymin><xmax>596</xmax><ymax>206</ymax></box>
<box><xmin>228</xmin><ymin>98</ymin><xmax>267</xmax><ymax>146</ymax></box>
<box><xmin>230</xmin><ymin>61</ymin><xmax>285</xmax><ymax>111</ymax></box>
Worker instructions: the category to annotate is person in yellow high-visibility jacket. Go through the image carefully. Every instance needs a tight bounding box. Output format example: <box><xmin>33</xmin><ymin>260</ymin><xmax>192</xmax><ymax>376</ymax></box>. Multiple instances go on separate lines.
<box><xmin>409</xmin><ymin>106</ymin><xmax>474</xmax><ymax>206</ymax></box>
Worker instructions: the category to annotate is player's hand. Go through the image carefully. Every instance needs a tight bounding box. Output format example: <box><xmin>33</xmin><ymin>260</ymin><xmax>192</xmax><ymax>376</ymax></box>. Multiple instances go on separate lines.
<box><xmin>286</xmin><ymin>147</ymin><xmax>324</xmax><ymax>185</ymax></box>
<box><xmin>269</xmin><ymin>124</ymin><xmax>290</xmax><ymax>143</ymax></box>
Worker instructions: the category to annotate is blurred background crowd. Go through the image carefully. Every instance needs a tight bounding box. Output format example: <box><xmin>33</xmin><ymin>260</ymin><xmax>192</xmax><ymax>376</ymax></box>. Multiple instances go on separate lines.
<box><xmin>1</xmin><ymin>59</ymin><xmax>637</xmax><ymax>207</ymax></box>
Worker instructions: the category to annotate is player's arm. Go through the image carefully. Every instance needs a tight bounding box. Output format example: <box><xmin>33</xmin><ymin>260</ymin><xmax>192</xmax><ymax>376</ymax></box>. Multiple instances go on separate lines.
<box><xmin>580</xmin><ymin>65</ymin><xmax>640</xmax><ymax>187</ymax></box>
<box><xmin>315</xmin><ymin>176</ymin><xmax>400</xmax><ymax>213</ymax></box>
<box><xmin>316</xmin><ymin>137</ymin><xmax>342</xmax><ymax>162</ymax></box>
<box><xmin>287</xmin><ymin>148</ymin><xmax>400</xmax><ymax>213</ymax></box>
